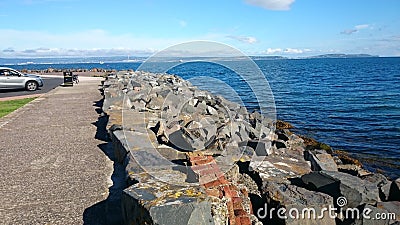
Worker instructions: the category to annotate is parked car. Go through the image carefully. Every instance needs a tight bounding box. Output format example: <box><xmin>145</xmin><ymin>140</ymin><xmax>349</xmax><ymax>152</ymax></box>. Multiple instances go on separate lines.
<box><xmin>0</xmin><ymin>67</ymin><xmax>44</xmax><ymax>91</ymax></box>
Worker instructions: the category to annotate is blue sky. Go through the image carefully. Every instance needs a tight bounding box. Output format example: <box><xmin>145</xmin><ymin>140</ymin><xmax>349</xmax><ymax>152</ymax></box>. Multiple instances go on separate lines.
<box><xmin>0</xmin><ymin>0</ymin><xmax>399</xmax><ymax>57</ymax></box>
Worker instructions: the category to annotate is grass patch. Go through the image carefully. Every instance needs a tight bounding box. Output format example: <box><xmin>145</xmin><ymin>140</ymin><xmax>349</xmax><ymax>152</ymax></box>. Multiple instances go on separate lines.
<box><xmin>0</xmin><ymin>97</ymin><xmax>36</xmax><ymax>118</ymax></box>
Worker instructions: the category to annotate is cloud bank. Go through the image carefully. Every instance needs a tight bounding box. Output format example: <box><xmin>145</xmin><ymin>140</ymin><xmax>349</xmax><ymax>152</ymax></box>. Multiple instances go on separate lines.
<box><xmin>0</xmin><ymin>29</ymin><xmax>186</xmax><ymax>57</ymax></box>
<box><xmin>265</xmin><ymin>47</ymin><xmax>310</xmax><ymax>54</ymax></box>
<box><xmin>1</xmin><ymin>47</ymin><xmax>156</xmax><ymax>57</ymax></box>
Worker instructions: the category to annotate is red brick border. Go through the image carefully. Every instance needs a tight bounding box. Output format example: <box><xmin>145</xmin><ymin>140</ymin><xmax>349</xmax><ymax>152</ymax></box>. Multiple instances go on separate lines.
<box><xmin>187</xmin><ymin>152</ymin><xmax>252</xmax><ymax>225</ymax></box>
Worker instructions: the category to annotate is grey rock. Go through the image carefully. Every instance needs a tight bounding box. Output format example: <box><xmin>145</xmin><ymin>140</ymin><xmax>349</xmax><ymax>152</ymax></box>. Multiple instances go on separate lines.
<box><xmin>109</xmin><ymin>124</ymin><xmax>123</xmax><ymax>132</ymax></box>
<box><xmin>302</xmin><ymin>171</ymin><xmax>380</xmax><ymax>208</ymax></box>
<box><xmin>206</xmin><ymin>105</ymin><xmax>218</xmax><ymax>115</ymax></box>
<box><xmin>111</xmin><ymin>130</ymin><xmax>130</xmax><ymax>163</ymax></box>
<box><xmin>234</xmin><ymin>123</ymin><xmax>250</xmax><ymax>142</ymax></box>
<box><xmin>122</xmin><ymin>180</ymin><xmax>213</xmax><ymax>225</ymax></box>
<box><xmin>356</xmin><ymin>205</ymin><xmax>391</xmax><ymax>225</ymax></box>
<box><xmin>181</xmin><ymin>103</ymin><xmax>196</xmax><ymax>114</ymax></box>
<box><xmin>166</xmin><ymin>115</ymin><xmax>218</xmax><ymax>151</ymax></box>
<box><xmin>150</xmin><ymin>201</ymin><xmax>214</xmax><ymax>225</ymax></box>
<box><xmin>376</xmin><ymin>201</ymin><xmax>400</xmax><ymax>224</ymax></box>
<box><xmin>249</xmin><ymin>111</ymin><xmax>262</xmax><ymax>128</ymax></box>
<box><xmin>187</xmin><ymin>98</ymin><xmax>198</xmax><ymax>106</ymax></box>
<box><xmin>168</xmin><ymin>129</ymin><xmax>195</xmax><ymax>151</ymax></box>
<box><xmin>381</xmin><ymin>182</ymin><xmax>392</xmax><ymax>201</ymax></box>
<box><xmin>286</xmin><ymin>133</ymin><xmax>305</xmax><ymax>148</ymax></box>
<box><xmin>243</xmin><ymin>121</ymin><xmax>260</xmax><ymax>139</ymax></box>
<box><xmin>362</xmin><ymin>173</ymin><xmax>389</xmax><ymax>187</ymax></box>
<box><xmin>304</xmin><ymin>150</ymin><xmax>338</xmax><ymax>171</ymax></box>
<box><xmin>163</xmin><ymin>93</ymin><xmax>181</xmax><ymax>111</ymax></box>
<box><xmin>337</xmin><ymin>164</ymin><xmax>369</xmax><ymax>176</ymax></box>
<box><xmin>230</xmin><ymin>132</ymin><xmax>243</xmax><ymax>144</ymax></box>
<box><xmin>250</xmin><ymin>153</ymin><xmax>312</xmax><ymax>189</ymax></box>
<box><xmin>273</xmin><ymin>140</ymin><xmax>287</xmax><ymax>149</ymax></box>
<box><xmin>261</xmin><ymin>184</ymin><xmax>335</xmax><ymax>225</ymax></box>
<box><xmin>195</xmin><ymin>101</ymin><xmax>208</xmax><ymax>113</ymax></box>
<box><xmin>156</xmin><ymin>89</ymin><xmax>172</xmax><ymax>98</ymax></box>
<box><xmin>241</xmin><ymin>140</ymin><xmax>272</xmax><ymax>156</ymax></box>
<box><xmin>389</xmin><ymin>178</ymin><xmax>400</xmax><ymax>201</ymax></box>
<box><xmin>130</xmin><ymin>80</ymin><xmax>141</xmax><ymax>88</ymax></box>
<box><xmin>360</xmin><ymin>173</ymin><xmax>390</xmax><ymax>201</ymax></box>
<box><xmin>276</xmin><ymin>130</ymin><xmax>289</xmax><ymax>141</ymax></box>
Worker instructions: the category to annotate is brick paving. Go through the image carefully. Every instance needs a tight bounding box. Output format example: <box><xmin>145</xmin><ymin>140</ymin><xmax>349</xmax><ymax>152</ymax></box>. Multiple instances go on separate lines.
<box><xmin>187</xmin><ymin>152</ymin><xmax>253</xmax><ymax>225</ymax></box>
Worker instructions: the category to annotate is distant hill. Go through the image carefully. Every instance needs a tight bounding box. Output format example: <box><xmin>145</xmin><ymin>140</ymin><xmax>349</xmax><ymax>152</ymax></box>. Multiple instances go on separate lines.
<box><xmin>250</xmin><ymin>56</ymin><xmax>287</xmax><ymax>60</ymax></box>
<box><xmin>307</xmin><ymin>54</ymin><xmax>378</xmax><ymax>59</ymax></box>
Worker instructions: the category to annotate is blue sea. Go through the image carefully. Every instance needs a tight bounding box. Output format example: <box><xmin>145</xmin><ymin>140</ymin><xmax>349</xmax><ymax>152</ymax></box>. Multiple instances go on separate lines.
<box><xmin>2</xmin><ymin>57</ymin><xmax>399</xmax><ymax>178</ymax></box>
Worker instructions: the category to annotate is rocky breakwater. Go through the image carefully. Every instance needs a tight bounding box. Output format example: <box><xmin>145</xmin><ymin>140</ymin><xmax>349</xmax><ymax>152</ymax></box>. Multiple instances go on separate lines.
<box><xmin>101</xmin><ymin>71</ymin><xmax>399</xmax><ymax>225</ymax></box>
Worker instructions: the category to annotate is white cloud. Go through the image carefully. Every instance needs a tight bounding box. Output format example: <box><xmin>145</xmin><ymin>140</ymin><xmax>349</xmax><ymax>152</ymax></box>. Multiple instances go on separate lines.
<box><xmin>355</xmin><ymin>24</ymin><xmax>370</xmax><ymax>30</ymax></box>
<box><xmin>341</xmin><ymin>24</ymin><xmax>371</xmax><ymax>35</ymax></box>
<box><xmin>284</xmin><ymin>48</ymin><xmax>303</xmax><ymax>54</ymax></box>
<box><xmin>227</xmin><ymin>35</ymin><xmax>258</xmax><ymax>44</ymax></box>
<box><xmin>244</xmin><ymin>0</ymin><xmax>295</xmax><ymax>10</ymax></box>
<box><xmin>265</xmin><ymin>47</ymin><xmax>311</xmax><ymax>55</ymax></box>
<box><xmin>265</xmin><ymin>48</ymin><xmax>282</xmax><ymax>54</ymax></box>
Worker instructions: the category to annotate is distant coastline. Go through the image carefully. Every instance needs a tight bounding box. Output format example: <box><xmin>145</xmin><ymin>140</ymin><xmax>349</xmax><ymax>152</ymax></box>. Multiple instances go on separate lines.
<box><xmin>305</xmin><ymin>53</ymin><xmax>379</xmax><ymax>59</ymax></box>
<box><xmin>0</xmin><ymin>54</ymin><xmax>387</xmax><ymax>66</ymax></box>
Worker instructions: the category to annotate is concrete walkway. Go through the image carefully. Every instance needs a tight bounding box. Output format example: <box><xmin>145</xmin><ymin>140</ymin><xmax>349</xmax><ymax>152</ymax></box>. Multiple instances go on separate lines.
<box><xmin>0</xmin><ymin>78</ymin><xmax>116</xmax><ymax>224</ymax></box>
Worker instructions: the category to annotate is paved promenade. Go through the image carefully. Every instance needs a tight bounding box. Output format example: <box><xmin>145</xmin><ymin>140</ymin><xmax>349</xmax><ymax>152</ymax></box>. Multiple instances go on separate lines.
<box><xmin>0</xmin><ymin>78</ymin><xmax>116</xmax><ymax>224</ymax></box>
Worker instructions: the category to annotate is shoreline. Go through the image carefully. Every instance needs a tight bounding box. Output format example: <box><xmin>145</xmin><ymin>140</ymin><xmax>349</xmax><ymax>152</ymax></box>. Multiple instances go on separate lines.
<box><xmin>22</xmin><ymin>68</ymin><xmax>400</xmax><ymax>179</ymax></box>
<box><xmin>102</xmin><ymin>70</ymin><xmax>399</xmax><ymax>224</ymax></box>
<box><xmin>8</xmin><ymin>66</ymin><xmax>399</xmax><ymax>178</ymax></box>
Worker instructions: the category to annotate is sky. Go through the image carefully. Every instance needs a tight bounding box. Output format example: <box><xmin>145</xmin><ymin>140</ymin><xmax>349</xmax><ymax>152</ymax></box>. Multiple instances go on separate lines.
<box><xmin>0</xmin><ymin>0</ymin><xmax>399</xmax><ymax>58</ymax></box>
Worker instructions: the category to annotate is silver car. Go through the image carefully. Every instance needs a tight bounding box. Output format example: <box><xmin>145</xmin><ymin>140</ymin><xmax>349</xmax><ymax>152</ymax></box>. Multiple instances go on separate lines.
<box><xmin>0</xmin><ymin>67</ymin><xmax>44</xmax><ymax>91</ymax></box>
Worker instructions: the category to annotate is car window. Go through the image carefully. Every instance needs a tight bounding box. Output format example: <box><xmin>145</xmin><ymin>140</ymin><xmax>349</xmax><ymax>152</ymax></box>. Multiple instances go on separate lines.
<box><xmin>0</xmin><ymin>69</ymin><xmax>10</xmax><ymax>76</ymax></box>
<box><xmin>9</xmin><ymin>70</ymin><xmax>20</xmax><ymax>76</ymax></box>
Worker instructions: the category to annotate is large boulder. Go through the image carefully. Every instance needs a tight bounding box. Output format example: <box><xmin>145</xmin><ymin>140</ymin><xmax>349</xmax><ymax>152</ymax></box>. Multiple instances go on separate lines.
<box><xmin>304</xmin><ymin>150</ymin><xmax>338</xmax><ymax>171</ymax></box>
<box><xmin>376</xmin><ymin>201</ymin><xmax>400</xmax><ymax>224</ymax></box>
<box><xmin>260</xmin><ymin>184</ymin><xmax>336</xmax><ymax>225</ymax></box>
<box><xmin>355</xmin><ymin>205</ymin><xmax>391</xmax><ymax>225</ymax></box>
<box><xmin>122</xmin><ymin>180</ymin><xmax>214</xmax><ymax>225</ymax></box>
<box><xmin>302</xmin><ymin>171</ymin><xmax>380</xmax><ymax>208</ymax></box>
<box><xmin>239</xmin><ymin>140</ymin><xmax>272</xmax><ymax>156</ymax></box>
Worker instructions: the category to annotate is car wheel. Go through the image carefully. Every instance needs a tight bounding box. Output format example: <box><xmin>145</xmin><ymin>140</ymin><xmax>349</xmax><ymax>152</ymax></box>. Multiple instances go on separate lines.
<box><xmin>26</xmin><ymin>81</ymin><xmax>38</xmax><ymax>91</ymax></box>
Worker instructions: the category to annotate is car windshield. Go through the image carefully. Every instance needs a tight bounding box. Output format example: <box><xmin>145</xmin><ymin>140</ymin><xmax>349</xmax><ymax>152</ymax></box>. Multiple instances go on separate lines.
<box><xmin>9</xmin><ymin>70</ymin><xmax>20</xmax><ymax>76</ymax></box>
